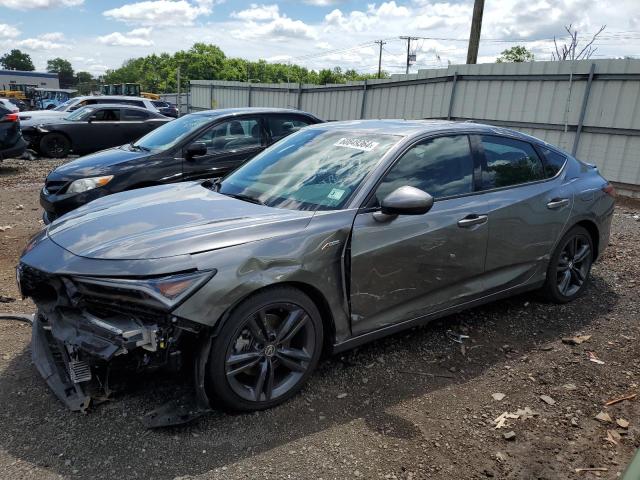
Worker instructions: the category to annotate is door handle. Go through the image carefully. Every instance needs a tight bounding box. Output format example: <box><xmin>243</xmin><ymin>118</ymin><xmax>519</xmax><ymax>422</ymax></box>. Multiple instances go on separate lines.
<box><xmin>547</xmin><ymin>198</ymin><xmax>569</xmax><ymax>209</ymax></box>
<box><xmin>457</xmin><ymin>214</ymin><xmax>488</xmax><ymax>228</ymax></box>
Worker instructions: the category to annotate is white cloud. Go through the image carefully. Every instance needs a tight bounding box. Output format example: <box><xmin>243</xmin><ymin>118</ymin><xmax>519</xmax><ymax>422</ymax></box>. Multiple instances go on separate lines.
<box><xmin>15</xmin><ymin>32</ymin><xmax>69</xmax><ymax>50</ymax></box>
<box><xmin>103</xmin><ymin>0</ymin><xmax>214</xmax><ymax>26</ymax></box>
<box><xmin>231</xmin><ymin>4</ymin><xmax>317</xmax><ymax>40</ymax></box>
<box><xmin>0</xmin><ymin>0</ymin><xmax>82</xmax><ymax>10</ymax></box>
<box><xmin>97</xmin><ymin>27</ymin><xmax>154</xmax><ymax>47</ymax></box>
<box><xmin>324</xmin><ymin>2</ymin><xmax>410</xmax><ymax>32</ymax></box>
<box><xmin>0</xmin><ymin>23</ymin><xmax>20</xmax><ymax>38</ymax></box>
<box><xmin>303</xmin><ymin>0</ymin><xmax>343</xmax><ymax>5</ymax></box>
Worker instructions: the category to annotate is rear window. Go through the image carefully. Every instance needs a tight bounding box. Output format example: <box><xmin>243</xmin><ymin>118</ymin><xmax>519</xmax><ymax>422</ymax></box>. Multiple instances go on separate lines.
<box><xmin>124</xmin><ymin>109</ymin><xmax>150</xmax><ymax>120</ymax></box>
<box><xmin>480</xmin><ymin>136</ymin><xmax>544</xmax><ymax>189</ymax></box>
<box><xmin>539</xmin><ymin>146</ymin><xmax>567</xmax><ymax>178</ymax></box>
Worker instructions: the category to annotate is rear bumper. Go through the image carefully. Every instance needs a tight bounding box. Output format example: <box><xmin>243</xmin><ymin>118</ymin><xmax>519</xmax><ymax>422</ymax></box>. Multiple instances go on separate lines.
<box><xmin>0</xmin><ymin>137</ymin><xmax>27</xmax><ymax>160</ymax></box>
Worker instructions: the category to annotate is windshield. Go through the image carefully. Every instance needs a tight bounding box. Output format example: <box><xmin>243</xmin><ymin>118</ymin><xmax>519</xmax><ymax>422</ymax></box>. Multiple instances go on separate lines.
<box><xmin>218</xmin><ymin>129</ymin><xmax>402</xmax><ymax>211</ymax></box>
<box><xmin>63</xmin><ymin>106</ymin><xmax>95</xmax><ymax>121</ymax></box>
<box><xmin>132</xmin><ymin>114</ymin><xmax>212</xmax><ymax>152</ymax></box>
<box><xmin>54</xmin><ymin>99</ymin><xmax>77</xmax><ymax>112</ymax></box>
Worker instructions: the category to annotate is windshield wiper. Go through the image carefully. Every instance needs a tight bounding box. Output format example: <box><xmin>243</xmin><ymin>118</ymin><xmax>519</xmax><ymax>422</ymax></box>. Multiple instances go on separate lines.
<box><xmin>129</xmin><ymin>143</ymin><xmax>150</xmax><ymax>152</ymax></box>
<box><xmin>223</xmin><ymin>192</ymin><xmax>266</xmax><ymax>206</ymax></box>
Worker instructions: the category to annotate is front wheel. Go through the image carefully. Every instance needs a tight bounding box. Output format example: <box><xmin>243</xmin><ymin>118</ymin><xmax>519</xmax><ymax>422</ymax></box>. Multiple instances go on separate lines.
<box><xmin>39</xmin><ymin>133</ymin><xmax>70</xmax><ymax>158</ymax></box>
<box><xmin>206</xmin><ymin>287</ymin><xmax>323</xmax><ymax>411</ymax></box>
<box><xmin>542</xmin><ymin>226</ymin><xmax>594</xmax><ymax>303</ymax></box>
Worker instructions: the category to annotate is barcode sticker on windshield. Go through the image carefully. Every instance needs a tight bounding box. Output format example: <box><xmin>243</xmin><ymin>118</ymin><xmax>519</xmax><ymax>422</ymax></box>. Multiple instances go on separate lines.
<box><xmin>328</xmin><ymin>188</ymin><xmax>345</xmax><ymax>201</ymax></box>
<box><xmin>334</xmin><ymin>137</ymin><xmax>379</xmax><ymax>151</ymax></box>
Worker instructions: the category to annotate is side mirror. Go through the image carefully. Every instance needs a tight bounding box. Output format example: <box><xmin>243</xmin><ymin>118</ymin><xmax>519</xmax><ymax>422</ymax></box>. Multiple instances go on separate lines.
<box><xmin>379</xmin><ymin>186</ymin><xmax>434</xmax><ymax>216</ymax></box>
<box><xmin>185</xmin><ymin>142</ymin><xmax>207</xmax><ymax>159</ymax></box>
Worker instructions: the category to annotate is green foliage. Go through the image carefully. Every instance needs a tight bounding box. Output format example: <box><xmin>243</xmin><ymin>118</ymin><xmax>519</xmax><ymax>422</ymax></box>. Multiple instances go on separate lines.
<box><xmin>102</xmin><ymin>43</ymin><xmax>387</xmax><ymax>92</ymax></box>
<box><xmin>496</xmin><ymin>46</ymin><xmax>535</xmax><ymax>63</ymax></box>
<box><xmin>0</xmin><ymin>49</ymin><xmax>35</xmax><ymax>71</ymax></box>
<box><xmin>75</xmin><ymin>71</ymin><xmax>93</xmax><ymax>84</ymax></box>
<box><xmin>47</xmin><ymin>57</ymin><xmax>75</xmax><ymax>87</ymax></box>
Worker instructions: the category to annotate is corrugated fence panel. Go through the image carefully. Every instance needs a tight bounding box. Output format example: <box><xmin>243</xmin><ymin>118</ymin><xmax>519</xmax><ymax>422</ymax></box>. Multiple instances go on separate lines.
<box><xmin>189</xmin><ymin>59</ymin><xmax>640</xmax><ymax>188</ymax></box>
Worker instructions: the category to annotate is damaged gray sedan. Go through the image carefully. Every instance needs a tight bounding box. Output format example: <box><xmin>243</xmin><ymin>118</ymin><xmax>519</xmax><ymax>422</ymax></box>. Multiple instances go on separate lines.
<box><xmin>17</xmin><ymin>120</ymin><xmax>615</xmax><ymax>426</ymax></box>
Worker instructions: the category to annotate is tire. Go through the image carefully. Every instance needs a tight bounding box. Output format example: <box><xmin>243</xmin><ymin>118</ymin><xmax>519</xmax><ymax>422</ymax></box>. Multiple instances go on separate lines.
<box><xmin>542</xmin><ymin>226</ymin><xmax>594</xmax><ymax>303</ymax></box>
<box><xmin>39</xmin><ymin>133</ymin><xmax>71</xmax><ymax>158</ymax></box>
<box><xmin>206</xmin><ymin>287</ymin><xmax>323</xmax><ymax>411</ymax></box>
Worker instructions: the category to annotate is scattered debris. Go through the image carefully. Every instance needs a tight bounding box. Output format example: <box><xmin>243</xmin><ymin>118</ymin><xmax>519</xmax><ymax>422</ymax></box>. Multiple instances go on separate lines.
<box><xmin>492</xmin><ymin>393</ymin><xmax>506</xmax><ymax>401</ymax></box>
<box><xmin>0</xmin><ymin>313</ymin><xmax>34</xmax><ymax>324</ymax></box>
<box><xmin>336</xmin><ymin>393</ymin><xmax>347</xmax><ymax>399</ymax></box>
<box><xmin>495</xmin><ymin>452</ymin><xmax>506</xmax><ymax>463</ymax></box>
<box><xmin>616</xmin><ymin>418</ymin><xmax>629</xmax><ymax>429</ymax></box>
<box><xmin>16</xmin><ymin>204</ymin><xmax>24</xmax><ymax>210</ymax></box>
<box><xmin>494</xmin><ymin>407</ymin><xmax>538</xmax><ymax>429</ymax></box>
<box><xmin>562</xmin><ymin>335</ymin><xmax>592</xmax><ymax>345</ymax></box>
<box><xmin>502</xmin><ymin>431</ymin><xmax>516</xmax><ymax>441</ymax></box>
<box><xmin>0</xmin><ymin>225</ymin><xmax>12</xmax><ymax>232</ymax></box>
<box><xmin>575</xmin><ymin>467</ymin><xmax>608</xmax><ymax>473</ymax></box>
<box><xmin>540</xmin><ymin>395</ymin><xmax>556</xmax><ymax>405</ymax></box>
<box><xmin>563</xmin><ymin>383</ymin><xmax>577</xmax><ymax>391</ymax></box>
<box><xmin>606</xmin><ymin>429</ymin><xmax>621</xmax><ymax>445</ymax></box>
<box><xmin>587</xmin><ymin>351</ymin><xmax>605</xmax><ymax>364</ymax></box>
<box><xmin>604</xmin><ymin>393</ymin><xmax>637</xmax><ymax>406</ymax></box>
<box><xmin>0</xmin><ymin>295</ymin><xmax>16</xmax><ymax>303</ymax></box>
<box><xmin>595</xmin><ymin>411</ymin><xmax>613</xmax><ymax>423</ymax></box>
<box><xmin>397</xmin><ymin>370</ymin><xmax>455</xmax><ymax>379</ymax></box>
<box><xmin>446</xmin><ymin>330</ymin><xmax>469</xmax><ymax>344</ymax></box>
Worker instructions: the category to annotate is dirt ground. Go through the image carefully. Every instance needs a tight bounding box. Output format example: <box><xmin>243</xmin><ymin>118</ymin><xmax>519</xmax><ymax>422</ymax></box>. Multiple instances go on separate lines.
<box><xmin>0</xmin><ymin>157</ymin><xmax>639</xmax><ymax>480</ymax></box>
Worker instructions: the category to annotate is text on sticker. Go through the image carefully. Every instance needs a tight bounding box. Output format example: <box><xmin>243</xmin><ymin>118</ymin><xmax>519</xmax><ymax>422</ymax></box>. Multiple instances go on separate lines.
<box><xmin>334</xmin><ymin>137</ymin><xmax>379</xmax><ymax>151</ymax></box>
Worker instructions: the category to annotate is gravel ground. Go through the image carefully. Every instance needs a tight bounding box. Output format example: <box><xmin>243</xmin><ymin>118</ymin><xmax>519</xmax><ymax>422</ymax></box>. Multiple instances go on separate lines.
<box><xmin>0</xmin><ymin>157</ymin><xmax>639</xmax><ymax>480</ymax></box>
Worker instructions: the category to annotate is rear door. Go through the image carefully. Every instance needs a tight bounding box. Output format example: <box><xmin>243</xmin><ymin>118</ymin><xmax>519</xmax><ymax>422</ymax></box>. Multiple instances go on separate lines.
<box><xmin>181</xmin><ymin>116</ymin><xmax>266</xmax><ymax>180</ymax></box>
<box><xmin>349</xmin><ymin>134</ymin><xmax>489</xmax><ymax>335</ymax></box>
<box><xmin>121</xmin><ymin>108</ymin><xmax>155</xmax><ymax>143</ymax></box>
<box><xmin>473</xmin><ymin>134</ymin><xmax>573</xmax><ymax>293</ymax></box>
<box><xmin>265</xmin><ymin>114</ymin><xmax>315</xmax><ymax>144</ymax></box>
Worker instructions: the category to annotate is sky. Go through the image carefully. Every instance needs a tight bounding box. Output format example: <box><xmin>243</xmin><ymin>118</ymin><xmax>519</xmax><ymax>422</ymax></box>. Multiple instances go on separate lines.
<box><xmin>0</xmin><ymin>0</ymin><xmax>639</xmax><ymax>77</ymax></box>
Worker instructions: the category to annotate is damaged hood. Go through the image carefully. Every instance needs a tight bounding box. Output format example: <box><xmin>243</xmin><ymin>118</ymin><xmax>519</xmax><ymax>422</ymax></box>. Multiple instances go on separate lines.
<box><xmin>47</xmin><ymin>182</ymin><xmax>314</xmax><ymax>260</ymax></box>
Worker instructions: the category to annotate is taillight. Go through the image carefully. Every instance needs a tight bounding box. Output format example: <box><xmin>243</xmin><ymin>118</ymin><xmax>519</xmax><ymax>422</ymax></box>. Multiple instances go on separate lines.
<box><xmin>2</xmin><ymin>113</ymin><xmax>19</xmax><ymax>122</ymax></box>
<box><xmin>603</xmin><ymin>183</ymin><xmax>616</xmax><ymax>198</ymax></box>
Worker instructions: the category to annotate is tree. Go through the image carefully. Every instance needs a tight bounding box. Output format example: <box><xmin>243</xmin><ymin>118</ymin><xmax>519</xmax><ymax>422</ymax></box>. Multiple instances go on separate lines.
<box><xmin>0</xmin><ymin>49</ymin><xmax>35</xmax><ymax>71</ymax></box>
<box><xmin>496</xmin><ymin>46</ymin><xmax>535</xmax><ymax>63</ymax></box>
<box><xmin>47</xmin><ymin>57</ymin><xmax>74</xmax><ymax>88</ymax></box>
<box><xmin>552</xmin><ymin>24</ymin><xmax>606</xmax><ymax>61</ymax></box>
<box><xmin>75</xmin><ymin>71</ymin><xmax>93</xmax><ymax>84</ymax></box>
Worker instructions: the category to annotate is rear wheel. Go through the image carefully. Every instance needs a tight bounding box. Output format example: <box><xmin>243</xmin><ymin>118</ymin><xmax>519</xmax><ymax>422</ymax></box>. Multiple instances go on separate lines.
<box><xmin>542</xmin><ymin>226</ymin><xmax>594</xmax><ymax>303</ymax></box>
<box><xmin>206</xmin><ymin>287</ymin><xmax>323</xmax><ymax>411</ymax></box>
<box><xmin>39</xmin><ymin>133</ymin><xmax>70</xmax><ymax>158</ymax></box>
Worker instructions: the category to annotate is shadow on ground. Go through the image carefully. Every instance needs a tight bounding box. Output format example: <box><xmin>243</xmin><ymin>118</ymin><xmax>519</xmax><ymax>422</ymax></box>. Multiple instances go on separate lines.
<box><xmin>0</xmin><ymin>275</ymin><xmax>618</xmax><ymax>479</ymax></box>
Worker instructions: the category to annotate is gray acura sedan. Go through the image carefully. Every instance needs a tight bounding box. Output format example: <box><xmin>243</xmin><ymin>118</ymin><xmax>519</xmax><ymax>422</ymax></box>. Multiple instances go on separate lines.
<box><xmin>17</xmin><ymin>120</ymin><xmax>615</xmax><ymax>424</ymax></box>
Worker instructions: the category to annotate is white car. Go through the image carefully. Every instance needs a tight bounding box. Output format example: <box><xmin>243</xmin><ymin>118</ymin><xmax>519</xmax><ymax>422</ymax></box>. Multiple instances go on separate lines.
<box><xmin>19</xmin><ymin>95</ymin><xmax>161</xmax><ymax>126</ymax></box>
<box><xmin>0</xmin><ymin>98</ymin><xmax>19</xmax><ymax>113</ymax></box>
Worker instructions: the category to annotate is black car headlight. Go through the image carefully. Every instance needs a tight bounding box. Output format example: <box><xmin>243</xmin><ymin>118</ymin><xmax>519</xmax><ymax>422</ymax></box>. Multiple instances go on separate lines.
<box><xmin>72</xmin><ymin>270</ymin><xmax>216</xmax><ymax>309</ymax></box>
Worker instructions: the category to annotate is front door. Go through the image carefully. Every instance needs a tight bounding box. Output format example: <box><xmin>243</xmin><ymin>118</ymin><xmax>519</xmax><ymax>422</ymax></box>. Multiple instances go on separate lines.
<box><xmin>473</xmin><ymin>134</ymin><xmax>573</xmax><ymax>293</ymax></box>
<box><xmin>75</xmin><ymin>107</ymin><xmax>124</xmax><ymax>152</ymax></box>
<box><xmin>350</xmin><ymin>134</ymin><xmax>489</xmax><ymax>336</ymax></box>
<box><xmin>182</xmin><ymin>116</ymin><xmax>266</xmax><ymax>181</ymax></box>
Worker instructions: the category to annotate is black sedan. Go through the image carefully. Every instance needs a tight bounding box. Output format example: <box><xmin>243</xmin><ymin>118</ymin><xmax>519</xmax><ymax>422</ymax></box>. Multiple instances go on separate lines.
<box><xmin>40</xmin><ymin>107</ymin><xmax>323</xmax><ymax>223</ymax></box>
<box><xmin>22</xmin><ymin>104</ymin><xmax>171</xmax><ymax>158</ymax></box>
<box><xmin>0</xmin><ymin>103</ymin><xmax>26</xmax><ymax>160</ymax></box>
<box><xmin>152</xmin><ymin>100</ymin><xmax>179</xmax><ymax>118</ymax></box>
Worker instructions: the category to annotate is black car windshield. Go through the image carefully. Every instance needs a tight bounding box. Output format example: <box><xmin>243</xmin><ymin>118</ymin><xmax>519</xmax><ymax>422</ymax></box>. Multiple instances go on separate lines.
<box><xmin>218</xmin><ymin>129</ymin><xmax>402</xmax><ymax>211</ymax></box>
<box><xmin>63</xmin><ymin>106</ymin><xmax>95</xmax><ymax>121</ymax></box>
<box><xmin>132</xmin><ymin>114</ymin><xmax>212</xmax><ymax>152</ymax></box>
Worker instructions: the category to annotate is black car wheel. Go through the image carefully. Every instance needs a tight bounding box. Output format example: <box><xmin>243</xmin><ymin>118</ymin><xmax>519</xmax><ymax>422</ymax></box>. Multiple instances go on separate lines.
<box><xmin>542</xmin><ymin>226</ymin><xmax>594</xmax><ymax>303</ymax></box>
<box><xmin>206</xmin><ymin>287</ymin><xmax>323</xmax><ymax>411</ymax></box>
<box><xmin>39</xmin><ymin>133</ymin><xmax>71</xmax><ymax>158</ymax></box>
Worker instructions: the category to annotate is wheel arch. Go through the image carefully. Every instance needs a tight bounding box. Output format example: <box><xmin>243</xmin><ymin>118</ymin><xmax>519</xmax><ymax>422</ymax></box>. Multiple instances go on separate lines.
<box><xmin>573</xmin><ymin>219</ymin><xmax>600</xmax><ymax>261</ymax></box>
<box><xmin>211</xmin><ymin>281</ymin><xmax>337</xmax><ymax>356</ymax></box>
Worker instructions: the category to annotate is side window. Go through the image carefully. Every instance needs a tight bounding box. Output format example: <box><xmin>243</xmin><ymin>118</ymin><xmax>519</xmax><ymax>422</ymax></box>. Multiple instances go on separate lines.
<box><xmin>194</xmin><ymin>118</ymin><xmax>262</xmax><ymax>154</ymax></box>
<box><xmin>267</xmin><ymin>116</ymin><xmax>311</xmax><ymax>141</ymax></box>
<box><xmin>375</xmin><ymin>135</ymin><xmax>474</xmax><ymax>203</ymax></box>
<box><xmin>123</xmin><ymin>109</ymin><xmax>150</xmax><ymax>120</ymax></box>
<box><xmin>480</xmin><ymin>136</ymin><xmax>544</xmax><ymax>189</ymax></box>
<box><xmin>539</xmin><ymin>146</ymin><xmax>567</xmax><ymax>178</ymax></box>
<box><xmin>91</xmin><ymin>109</ymin><xmax>120</xmax><ymax>121</ymax></box>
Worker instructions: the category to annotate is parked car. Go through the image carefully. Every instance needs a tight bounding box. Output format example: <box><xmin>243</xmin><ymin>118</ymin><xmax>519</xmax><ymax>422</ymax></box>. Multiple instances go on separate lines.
<box><xmin>7</xmin><ymin>97</ymin><xmax>28</xmax><ymax>112</ymax></box>
<box><xmin>22</xmin><ymin>104</ymin><xmax>171</xmax><ymax>159</ymax></box>
<box><xmin>0</xmin><ymin>98</ymin><xmax>19</xmax><ymax>113</ymax></box>
<box><xmin>39</xmin><ymin>107</ymin><xmax>322</xmax><ymax>223</ymax></box>
<box><xmin>18</xmin><ymin>95</ymin><xmax>162</xmax><ymax>126</ymax></box>
<box><xmin>0</xmin><ymin>103</ymin><xmax>26</xmax><ymax>160</ymax></box>
<box><xmin>152</xmin><ymin>100</ymin><xmax>179</xmax><ymax>118</ymax></box>
<box><xmin>18</xmin><ymin>120</ymin><xmax>615</xmax><ymax>424</ymax></box>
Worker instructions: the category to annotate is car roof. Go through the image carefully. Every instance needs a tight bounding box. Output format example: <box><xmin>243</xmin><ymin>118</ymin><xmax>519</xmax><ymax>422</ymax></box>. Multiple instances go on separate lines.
<box><xmin>76</xmin><ymin>103</ymin><xmax>153</xmax><ymax>111</ymax></box>
<box><xmin>190</xmin><ymin>107</ymin><xmax>318</xmax><ymax>119</ymax></box>
<box><xmin>72</xmin><ymin>95</ymin><xmax>150</xmax><ymax>102</ymax></box>
<box><xmin>304</xmin><ymin>119</ymin><xmax>543</xmax><ymax>143</ymax></box>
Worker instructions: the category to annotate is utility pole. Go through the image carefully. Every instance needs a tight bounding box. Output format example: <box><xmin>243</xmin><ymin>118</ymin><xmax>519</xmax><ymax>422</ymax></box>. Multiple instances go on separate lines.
<box><xmin>176</xmin><ymin>65</ymin><xmax>181</xmax><ymax>117</ymax></box>
<box><xmin>466</xmin><ymin>0</ymin><xmax>485</xmax><ymax>64</ymax></box>
<box><xmin>399</xmin><ymin>36</ymin><xmax>418</xmax><ymax>74</ymax></box>
<box><xmin>375</xmin><ymin>40</ymin><xmax>386</xmax><ymax>79</ymax></box>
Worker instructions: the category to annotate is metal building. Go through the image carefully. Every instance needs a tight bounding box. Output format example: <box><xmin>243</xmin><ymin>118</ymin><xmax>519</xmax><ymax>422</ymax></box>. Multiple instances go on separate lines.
<box><xmin>0</xmin><ymin>69</ymin><xmax>60</xmax><ymax>91</ymax></box>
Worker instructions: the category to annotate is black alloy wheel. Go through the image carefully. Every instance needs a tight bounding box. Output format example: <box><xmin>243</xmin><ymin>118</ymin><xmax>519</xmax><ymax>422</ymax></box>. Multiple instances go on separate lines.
<box><xmin>543</xmin><ymin>226</ymin><xmax>594</xmax><ymax>303</ymax></box>
<box><xmin>39</xmin><ymin>133</ymin><xmax>71</xmax><ymax>158</ymax></box>
<box><xmin>207</xmin><ymin>287</ymin><xmax>323</xmax><ymax>411</ymax></box>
